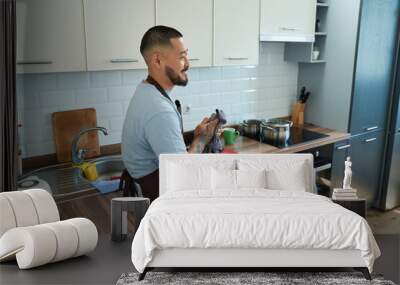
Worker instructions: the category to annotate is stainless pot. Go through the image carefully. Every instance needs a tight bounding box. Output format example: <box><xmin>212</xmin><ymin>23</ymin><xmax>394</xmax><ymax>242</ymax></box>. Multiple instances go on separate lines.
<box><xmin>260</xmin><ymin>119</ymin><xmax>293</xmax><ymax>145</ymax></box>
<box><xmin>240</xmin><ymin>119</ymin><xmax>262</xmax><ymax>138</ymax></box>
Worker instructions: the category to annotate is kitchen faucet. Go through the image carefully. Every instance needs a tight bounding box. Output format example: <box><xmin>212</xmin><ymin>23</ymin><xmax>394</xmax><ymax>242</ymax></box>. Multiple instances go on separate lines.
<box><xmin>71</xmin><ymin>127</ymin><xmax>108</xmax><ymax>165</ymax></box>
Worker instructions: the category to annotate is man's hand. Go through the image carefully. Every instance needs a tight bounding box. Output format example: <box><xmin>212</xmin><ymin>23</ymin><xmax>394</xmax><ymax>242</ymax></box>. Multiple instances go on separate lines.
<box><xmin>188</xmin><ymin>116</ymin><xmax>220</xmax><ymax>153</ymax></box>
<box><xmin>193</xmin><ymin>117</ymin><xmax>219</xmax><ymax>141</ymax></box>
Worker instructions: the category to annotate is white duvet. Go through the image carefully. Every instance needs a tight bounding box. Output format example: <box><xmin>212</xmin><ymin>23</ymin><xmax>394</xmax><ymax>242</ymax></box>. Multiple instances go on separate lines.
<box><xmin>131</xmin><ymin>190</ymin><xmax>380</xmax><ymax>273</ymax></box>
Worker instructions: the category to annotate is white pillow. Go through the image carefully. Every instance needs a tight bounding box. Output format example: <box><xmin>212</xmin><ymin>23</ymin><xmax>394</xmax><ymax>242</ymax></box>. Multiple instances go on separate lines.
<box><xmin>211</xmin><ymin>169</ymin><xmax>237</xmax><ymax>190</ymax></box>
<box><xmin>237</xmin><ymin>157</ymin><xmax>311</xmax><ymax>192</ymax></box>
<box><xmin>265</xmin><ymin>162</ymin><xmax>308</xmax><ymax>191</ymax></box>
<box><xmin>236</xmin><ymin>169</ymin><xmax>267</xmax><ymax>189</ymax></box>
<box><xmin>167</xmin><ymin>163</ymin><xmax>211</xmax><ymax>191</ymax></box>
<box><xmin>211</xmin><ymin>168</ymin><xmax>237</xmax><ymax>190</ymax></box>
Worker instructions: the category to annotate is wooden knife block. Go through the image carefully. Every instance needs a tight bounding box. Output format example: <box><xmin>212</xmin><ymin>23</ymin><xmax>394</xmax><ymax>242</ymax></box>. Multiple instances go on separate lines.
<box><xmin>291</xmin><ymin>102</ymin><xmax>305</xmax><ymax>126</ymax></box>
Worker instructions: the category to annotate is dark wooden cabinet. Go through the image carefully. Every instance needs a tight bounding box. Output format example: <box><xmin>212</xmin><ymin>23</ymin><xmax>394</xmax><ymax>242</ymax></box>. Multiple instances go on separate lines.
<box><xmin>349</xmin><ymin>0</ymin><xmax>399</xmax><ymax>134</ymax></box>
<box><xmin>349</xmin><ymin>130</ymin><xmax>385</xmax><ymax>207</ymax></box>
<box><xmin>332</xmin><ymin>199</ymin><xmax>366</xmax><ymax>218</ymax></box>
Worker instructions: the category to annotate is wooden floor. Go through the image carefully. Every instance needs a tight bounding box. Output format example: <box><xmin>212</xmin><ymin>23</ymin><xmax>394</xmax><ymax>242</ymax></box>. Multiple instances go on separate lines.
<box><xmin>367</xmin><ymin>207</ymin><xmax>400</xmax><ymax>235</ymax></box>
<box><xmin>56</xmin><ymin>190</ymin><xmax>136</xmax><ymax>234</ymax></box>
<box><xmin>1</xmin><ymin>192</ymin><xmax>399</xmax><ymax>284</ymax></box>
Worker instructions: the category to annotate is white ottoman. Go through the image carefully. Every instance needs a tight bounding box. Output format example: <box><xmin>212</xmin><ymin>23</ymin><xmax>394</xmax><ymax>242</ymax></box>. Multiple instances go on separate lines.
<box><xmin>0</xmin><ymin>189</ymin><xmax>98</xmax><ymax>269</ymax></box>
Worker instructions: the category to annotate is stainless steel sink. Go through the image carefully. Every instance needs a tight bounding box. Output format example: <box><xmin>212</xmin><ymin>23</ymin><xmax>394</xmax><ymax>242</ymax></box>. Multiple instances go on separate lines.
<box><xmin>18</xmin><ymin>155</ymin><xmax>124</xmax><ymax>198</ymax></box>
<box><xmin>78</xmin><ymin>155</ymin><xmax>124</xmax><ymax>181</ymax></box>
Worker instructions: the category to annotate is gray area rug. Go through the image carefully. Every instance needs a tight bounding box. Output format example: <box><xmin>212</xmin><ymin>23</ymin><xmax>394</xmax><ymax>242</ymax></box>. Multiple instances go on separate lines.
<box><xmin>116</xmin><ymin>271</ymin><xmax>396</xmax><ymax>285</ymax></box>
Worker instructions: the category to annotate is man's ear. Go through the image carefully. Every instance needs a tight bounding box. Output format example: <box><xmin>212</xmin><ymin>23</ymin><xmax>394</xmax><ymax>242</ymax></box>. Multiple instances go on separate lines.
<box><xmin>150</xmin><ymin>52</ymin><xmax>162</xmax><ymax>69</ymax></box>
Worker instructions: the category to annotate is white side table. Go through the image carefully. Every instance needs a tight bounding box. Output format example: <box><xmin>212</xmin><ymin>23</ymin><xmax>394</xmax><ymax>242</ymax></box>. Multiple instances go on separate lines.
<box><xmin>111</xmin><ymin>197</ymin><xmax>150</xmax><ymax>242</ymax></box>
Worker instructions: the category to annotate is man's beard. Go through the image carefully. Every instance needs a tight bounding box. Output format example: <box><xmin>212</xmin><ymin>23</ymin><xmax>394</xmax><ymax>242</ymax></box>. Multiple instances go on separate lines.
<box><xmin>165</xmin><ymin>66</ymin><xmax>188</xmax><ymax>86</ymax></box>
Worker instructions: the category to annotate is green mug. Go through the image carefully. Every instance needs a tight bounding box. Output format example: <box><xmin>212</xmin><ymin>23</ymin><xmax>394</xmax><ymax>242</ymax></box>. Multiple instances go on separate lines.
<box><xmin>223</xmin><ymin>128</ymin><xmax>240</xmax><ymax>145</ymax></box>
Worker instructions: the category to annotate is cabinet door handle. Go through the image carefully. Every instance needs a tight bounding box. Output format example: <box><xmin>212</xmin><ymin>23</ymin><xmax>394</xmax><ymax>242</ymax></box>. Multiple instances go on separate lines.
<box><xmin>364</xmin><ymin>137</ymin><xmax>377</xmax><ymax>143</ymax></box>
<box><xmin>365</xmin><ymin>126</ymin><xmax>378</xmax><ymax>131</ymax></box>
<box><xmin>336</xmin><ymin>144</ymin><xmax>351</xmax><ymax>150</ymax></box>
<box><xmin>110</xmin><ymin>58</ymin><xmax>138</xmax><ymax>63</ymax></box>
<box><xmin>189</xmin><ymin>58</ymin><xmax>200</xmax><ymax>61</ymax></box>
<box><xmin>17</xmin><ymin>60</ymin><xmax>53</xmax><ymax>65</ymax></box>
<box><xmin>279</xmin><ymin>27</ymin><xmax>299</xmax><ymax>31</ymax></box>
<box><xmin>226</xmin><ymin>57</ymin><xmax>249</xmax><ymax>60</ymax></box>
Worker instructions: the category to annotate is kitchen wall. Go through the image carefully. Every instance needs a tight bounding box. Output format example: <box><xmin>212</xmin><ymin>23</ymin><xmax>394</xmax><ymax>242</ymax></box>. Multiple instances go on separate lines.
<box><xmin>17</xmin><ymin>42</ymin><xmax>298</xmax><ymax>158</ymax></box>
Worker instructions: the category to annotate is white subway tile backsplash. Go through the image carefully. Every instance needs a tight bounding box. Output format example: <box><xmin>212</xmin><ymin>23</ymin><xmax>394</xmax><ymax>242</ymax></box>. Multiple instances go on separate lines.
<box><xmin>56</xmin><ymin>72</ymin><xmax>90</xmax><ymax>89</ymax></box>
<box><xmin>23</xmin><ymin>107</ymin><xmax>59</xmax><ymax>129</ymax></box>
<box><xmin>121</xmin><ymin>102</ymin><xmax>130</xmax><ymax>119</ymax></box>
<box><xmin>202</xmin><ymin>93</ymin><xmax>223</xmax><ymax>107</ymax></box>
<box><xmin>97</xmin><ymin>119</ymin><xmax>110</xmax><ymax>130</ymax></box>
<box><xmin>16</xmin><ymin>76</ymin><xmax>25</xmax><ymax>110</ymax></box>
<box><xmin>239</xmin><ymin>66</ymin><xmax>258</xmax><ymax>78</ymax></box>
<box><xmin>19</xmin><ymin>42</ymin><xmax>299</xmax><ymax>157</ymax></box>
<box><xmin>219</xmin><ymin>104</ymin><xmax>232</xmax><ymax>114</ymax></box>
<box><xmin>183</xmin><ymin>120</ymin><xmax>197</xmax><ymax>131</ymax></box>
<box><xmin>90</xmin><ymin>71</ymin><xmax>122</xmax><ymax>87</ymax></box>
<box><xmin>187</xmin><ymin>81</ymin><xmax>211</xmax><ymax>95</ymax></box>
<box><xmin>231</xmin><ymin>78</ymin><xmax>253</xmax><ymax>91</ymax></box>
<box><xmin>94</xmin><ymin>102</ymin><xmax>124</xmax><ymax>119</ymax></box>
<box><xmin>210</xmin><ymin>80</ymin><xmax>231</xmax><ymax>93</ymax></box>
<box><xmin>40</xmin><ymin>90</ymin><xmax>75</xmax><ymax>108</ymax></box>
<box><xmin>187</xmin><ymin>69</ymin><xmax>199</xmax><ymax>81</ymax></box>
<box><xmin>24</xmin><ymin>125</ymin><xmax>53</xmax><ymax>144</ymax></box>
<box><xmin>25</xmin><ymin>141</ymin><xmax>55</xmax><ymax>157</ymax></box>
<box><xmin>220</xmin><ymin>91</ymin><xmax>241</xmax><ymax>104</ymax></box>
<box><xmin>221</xmin><ymin>66</ymin><xmax>241</xmax><ymax>79</ymax></box>
<box><xmin>23</xmin><ymin>73</ymin><xmax>57</xmax><ymax>91</ymax></box>
<box><xmin>198</xmin><ymin>67</ymin><xmax>221</xmax><ymax>81</ymax></box>
<box><xmin>76</xmin><ymin>88</ymin><xmax>107</xmax><ymax>105</ymax></box>
<box><xmin>241</xmin><ymin>90</ymin><xmax>259</xmax><ymax>101</ymax></box>
<box><xmin>109</xmin><ymin>117</ymin><xmax>124</xmax><ymax>131</ymax></box>
<box><xmin>23</xmin><ymin>89</ymin><xmax>41</xmax><ymax>110</ymax></box>
<box><xmin>122</xmin><ymin>70</ymin><xmax>146</xmax><ymax>85</ymax></box>
<box><xmin>99</xmin><ymin>131</ymin><xmax>122</xmax><ymax>145</ymax></box>
<box><xmin>108</xmin><ymin>85</ymin><xmax>136</xmax><ymax>102</ymax></box>
<box><xmin>183</xmin><ymin>106</ymin><xmax>213</xmax><ymax>122</ymax></box>
<box><xmin>58</xmin><ymin>105</ymin><xmax>94</xmax><ymax>112</ymax></box>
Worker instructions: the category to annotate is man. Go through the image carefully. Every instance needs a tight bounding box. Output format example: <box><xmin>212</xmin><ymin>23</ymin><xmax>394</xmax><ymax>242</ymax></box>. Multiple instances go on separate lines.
<box><xmin>121</xmin><ymin>26</ymin><xmax>218</xmax><ymax>202</ymax></box>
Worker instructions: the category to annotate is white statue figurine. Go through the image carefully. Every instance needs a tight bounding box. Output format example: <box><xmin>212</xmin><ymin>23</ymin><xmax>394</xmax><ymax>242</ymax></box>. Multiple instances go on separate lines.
<box><xmin>343</xmin><ymin>156</ymin><xmax>352</xmax><ymax>189</ymax></box>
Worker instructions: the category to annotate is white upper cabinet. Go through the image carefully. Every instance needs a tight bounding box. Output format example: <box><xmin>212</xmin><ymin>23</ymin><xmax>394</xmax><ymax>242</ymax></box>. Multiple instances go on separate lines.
<box><xmin>156</xmin><ymin>0</ymin><xmax>213</xmax><ymax>67</ymax></box>
<box><xmin>16</xmin><ymin>0</ymin><xmax>86</xmax><ymax>73</ymax></box>
<box><xmin>213</xmin><ymin>0</ymin><xmax>260</xmax><ymax>66</ymax></box>
<box><xmin>260</xmin><ymin>0</ymin><xmax>316</xmax><ymax>42</ymax></box>
<box><xmin>84</xmin><ymin>0</ymin><xmax>155</xmax><ymax>71</ymax></box>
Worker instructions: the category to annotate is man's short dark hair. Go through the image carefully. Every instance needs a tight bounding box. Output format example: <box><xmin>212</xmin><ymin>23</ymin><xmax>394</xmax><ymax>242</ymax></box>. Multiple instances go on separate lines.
<box><xmin>140</xmin><ymin>26</ymin><xmax>183</xmax><ymax>56</ymax></box>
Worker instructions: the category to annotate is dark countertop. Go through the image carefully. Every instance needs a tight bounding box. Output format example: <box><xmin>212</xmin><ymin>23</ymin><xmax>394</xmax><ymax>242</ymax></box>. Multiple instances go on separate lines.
<box><xmin>225</xmin><ymin>123</ymin><xmax>350</xmax><ymax>154</ymax></box>
<box><xmin>21</xmin><ymin>123</ymin><xmax>349</xmax><ymax>204</ymax></box>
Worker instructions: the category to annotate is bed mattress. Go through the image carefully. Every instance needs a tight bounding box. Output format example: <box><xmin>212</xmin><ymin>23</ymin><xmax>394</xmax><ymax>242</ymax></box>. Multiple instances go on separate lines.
<box><xmin>131</xmin><ymin>190</ymin><xmax>380</xmax><ymax>273</ymax></box>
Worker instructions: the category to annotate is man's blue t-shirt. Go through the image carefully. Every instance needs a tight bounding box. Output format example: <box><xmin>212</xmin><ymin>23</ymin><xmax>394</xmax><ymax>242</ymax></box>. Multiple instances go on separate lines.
<box><xmin>121</xmin><ymin>82</ymin><xmax>186</xmax><ymax>179</ymax></box>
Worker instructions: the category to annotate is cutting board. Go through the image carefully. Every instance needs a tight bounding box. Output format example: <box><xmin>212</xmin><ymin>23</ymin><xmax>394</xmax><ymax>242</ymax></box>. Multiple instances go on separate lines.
<box><xmin>52</xmin><ymin>108</ymin><xmax>100</xmax><ymax>163</ymax></box>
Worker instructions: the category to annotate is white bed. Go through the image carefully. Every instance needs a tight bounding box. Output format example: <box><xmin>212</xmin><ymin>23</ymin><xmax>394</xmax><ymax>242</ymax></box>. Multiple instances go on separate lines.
<box><xmin>131</xmin><ymin>154</ymin><xmax>380</xmax><ymax>280</ymax></box>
